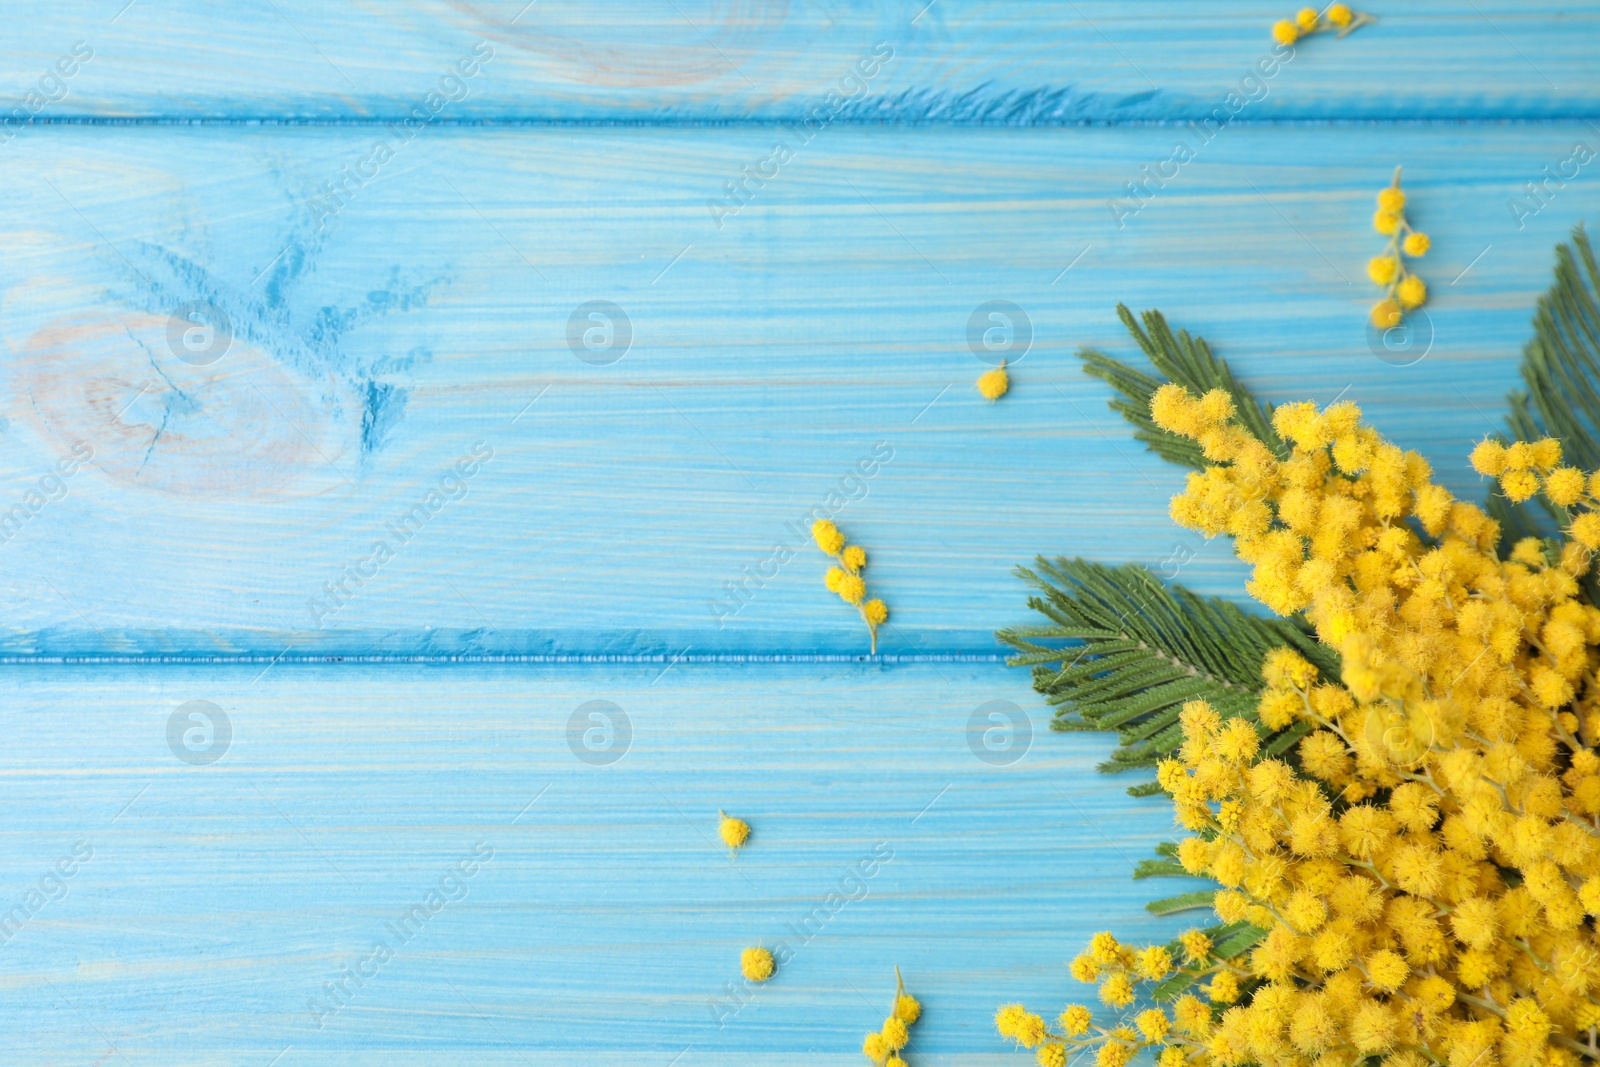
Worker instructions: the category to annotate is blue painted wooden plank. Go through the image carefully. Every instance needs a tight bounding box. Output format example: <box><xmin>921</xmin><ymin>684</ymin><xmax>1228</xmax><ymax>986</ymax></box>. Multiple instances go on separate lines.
<box><xmin>0</xmin><ymin>123</ymin><xmax>1593</xmax><ymax>655</ymax></box>
<box><xmin>4</xmin><ymin>1</ymin><xmax>1599</xmax><ymax>125</ymax></box>
<box><xmin>0</xmin><ymin>662</ymin><xmax>1199</xmax><ymax>1063</ymax></box>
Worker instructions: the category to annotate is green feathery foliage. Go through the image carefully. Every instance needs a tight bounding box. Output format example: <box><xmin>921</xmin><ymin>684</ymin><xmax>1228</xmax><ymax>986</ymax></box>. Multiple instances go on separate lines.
<box><xmin>998</xmin><ymin>558</ymin><xmax>1338</xmax><ymax>791</ymax></box>
<box><xmin>1078</xmin><ymin>304</ymin><xmax>1286</xmax><ymax>470</ymax></box>
<box><xmin>1507</xmin><ymin>226</ymin><xmax>1600</xmax><ymax>468</ymax></box>
<box><xmin>1491</xmin><ymin>226</ymin><xmax>1600</xmax><ymax>554</ymax></box>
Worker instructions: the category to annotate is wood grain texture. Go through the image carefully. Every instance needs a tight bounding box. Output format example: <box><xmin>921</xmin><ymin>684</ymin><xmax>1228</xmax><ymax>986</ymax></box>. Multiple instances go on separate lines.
<box><xmin>4</xmin><ymin>1</ymin><xmax>1599</xmax><ymax>125</ymax></box>
<box><xmin>1</xmin><ymin>123</ymin><xmax>1595</xmax><ymax>654</ymax></box>
<box><xmin>7</xmin><ymin>7</ymin><xmax>1600</xmax><ymax>1063</ymax></box>
<box><xmin>0</xmin><ymin>662</ymin><xmax>1199</xmax><ymax>1064</ymax></box>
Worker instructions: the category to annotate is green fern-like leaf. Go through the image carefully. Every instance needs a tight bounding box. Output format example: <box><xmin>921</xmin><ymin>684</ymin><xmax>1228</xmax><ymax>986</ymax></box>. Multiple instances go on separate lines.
<box><xmin>1147</xmin><ymin>920</ymin><xmax>1267</xmax><ymax>1002</ymax></box>
<box><xmin>998</xmin><ymin>558</ymin><xmax>1338</xmax><ymax>788</ymax></box>
<box><xmin>1144</xmin><ymin>890</ymin><xmax>1218</xmax><ymax>916</ymax></box>
<box><xmin>1492</xmin><ymin>225</ymin><xmax>1600</xmax><ymax>556</ymax></box>
<box><xmin>1508</xmin><ymin>225</ymin><xmax>1600</xmax><ymax>468</ymax></box>
<box><xmin>1078</xmin><ymin>304</ymin><xmax>1286</xmax><ymax>469</ymax></box>
<box><xmin>1133</xmin><ymin>859</ymin><xmax>1189</xmax><ymax>881</ymax></box>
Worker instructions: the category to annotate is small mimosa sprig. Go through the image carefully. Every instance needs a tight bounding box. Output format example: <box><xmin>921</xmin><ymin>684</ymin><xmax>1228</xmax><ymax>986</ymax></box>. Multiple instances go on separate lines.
<box><xmin>813</xmin><ymin>520</ymin><xmax>889</xmax><ymax>653</ymax></box>
<box><xmin>1272</xmin><ymin>4</ymin><xmax>1374</xmax><ymax>45</ymax></box>
<box><xmin>861</xmin><ymin>967</ymin><xmax>922</xmax><ymax>1067</ymax></box>
<box><xmin>1367</xmin><ymin>166</ymin><xmax>1430</xmax><ymax>328</ymax></box>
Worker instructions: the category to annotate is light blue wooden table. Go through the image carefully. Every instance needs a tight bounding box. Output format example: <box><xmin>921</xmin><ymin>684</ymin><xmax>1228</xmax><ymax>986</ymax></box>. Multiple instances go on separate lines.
<box><xmin>2</xmin><ymin>3</ymin><xmax>1598</xmax><ymax>1062</ymax></box>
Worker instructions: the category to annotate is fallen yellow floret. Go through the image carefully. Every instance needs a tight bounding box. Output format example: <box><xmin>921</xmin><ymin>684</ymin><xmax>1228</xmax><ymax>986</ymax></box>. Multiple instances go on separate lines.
<box><xmin>718</xmin><ymin>811</ymin><xmax>750</xmax><ymax>850</ymax></box>
<box><xmin>741</xmin><ymin>946</ymin><xmax>774</xmax><ymax>982</ymax></box>
<box><xmin>978</xmin><ymin>361</ymin><xmax>1010</xmax><ymax>400</ymax></box>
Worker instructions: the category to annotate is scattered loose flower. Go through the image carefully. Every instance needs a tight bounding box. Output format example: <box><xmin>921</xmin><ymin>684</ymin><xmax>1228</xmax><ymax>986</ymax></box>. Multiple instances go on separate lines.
<box><xmin>979</xmin><ymin>360</ymin><xmax>1011</xmax><ymax>401</ymax></box>
<box><xmin>862</xmin><ymin>968</ymin><xmax>922</xmax><ymax>1066</ymax></box>
<box><xmin>1368</xmin><ymin>166</ymin><xmax>1428</xmax><ymax>328</ymax></box>
<box><xmin>1272</xmin><ymin>4</ymin><xmax>1373</xmax><ymax>45</ymax></box>
<box><xmin>741</xmin><ymin>946</ymin><xmax>775</xmax><ymax>983</ymax></box>
<box><xmin>999</xmin><ymin>385</ymin><xmax>1600</xmax><ymax>1067</ymax></box>
<box><xmin>718</xmin><ymin>810</ymin><xmax>750</xmax><ymax>853</ymax></box>
<box><xmin>814</xmin><ymin>519</ymin><xmax>890</xmax><ymax>653</ymax></box>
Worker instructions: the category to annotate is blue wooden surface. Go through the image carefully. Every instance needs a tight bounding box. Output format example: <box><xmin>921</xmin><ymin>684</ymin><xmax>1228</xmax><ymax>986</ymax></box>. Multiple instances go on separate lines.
<box><xmin>1</xmin><ymin>125</ymin><xmax>1597</xmax><ymax>656</ymax></box>
<box><xmin>3</xmin><ymin>2</ymin><xmax>1600</xmax><ymax>1063</ymax></box>
<box><xmin>0</xmin><ymin>662</ymin><xmax>1204</xmax><ymax>1064</ymax></box>
<box><xmin>6</xmin><ymin>1</ymin><xmax>1600</xmax><ymax>122</ymax></box>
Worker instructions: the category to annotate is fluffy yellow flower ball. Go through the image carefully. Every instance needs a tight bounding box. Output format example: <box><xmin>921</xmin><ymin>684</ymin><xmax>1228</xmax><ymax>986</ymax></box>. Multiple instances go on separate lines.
<box><xmin>1533</xmin><ymin>436</ymin><xmax>1563</xmax><ymax>467</ymax></box>
<box><xmin>995</xmin><ymin>1004</ymin><xmax>1029</xmax><ymax>1040</ymax></box>
<box><xmin>1178</xmin><ymin>929</ymin><xmax>1212</xmax><ymax>963</ymax></box>
<box><xmin>895</xmin><ymin>993</ymin><xmax>921</xmax><ymax>1024</ymax></box>
<box><xmin>1377</xmin><ymin>186</ymin><xmax>1405</xmax><ymax>213</ymax></box>
<box><xmin>1272</xmin><ymin>19</ymin><xmax>1299</xmax><ymax>44</ymax></box>
<box><xmin>1366</xmin><ymin>949</ymin><xmax>1409</xmax><ymax>992</ymax></box>
<box><xmin>863</xmin><ymin>1032</ymin><xmax>889</xmax><ymax>1061</ymax></box>
<box><xmin>1373</xmin><ymin>209</ymin><xmax>1400</xmax><ymax>235</ymax></box>
<box><xmin>1500</xmin><ymin>469</ymin><xmax>1539</xmax><ymax>502</ymax></box>
<box><xmin>881</xmin><ymin>1016</ymin><xmax>910</xmax><ymax>1051</ymax></box>
<box><xmin>1396</xmin><ymin>275</ymin><xmax>1427</xmax><ymax>309</ymax></box>
<box><xmin>1367</xmin><ymin>256</ymin><xmax>1398</xmax><ymax>285</ymax></box>
<box><xmin>863</xmin><ymin>599</ymin><xmax>889</xmax><ymax>626</ymax></box>
<box><xmin>1546</xmin><ymin>466</ymin><xmax>1587</xmax><ymax>506</ymax></box>
<box><xmin>1402</xmin><ymin>231</ymin><xmax>1431</xmax><ymax>256</ymax></box>
<box><xmin>1572</xmin><ymin>512</ymin><xmax>1600</xmax><ymax>549</ymax></box>
<box><xmin>1099</xmin><ymin>971</ymin><xmax>1136</xmax><ymax>1008</ymax></box>
<box><xmin>812</xmin><ymin>519</ymin><xmax>845</xmax><ymax>555</ymax></box>
<box><xmin>842</xmin><ymin>544</ymin><xmax>867</xmax><ymax>572</ymax></box>
<box><xmin>718</xmin><ymin>812</ymin><xmax>750</xmax><ymax>849</ymax></box>
<box><xmin>1370</xmin><ymin>299</ymin><xmax>1402</xmax><ymax>328</ymax></box>
<box><xmin>1136</xmin><ymin>945</ymin><xmax>1173</xmax><ymax>979</ymax></box>
<box><xmin>741</xmin><ymin>946</ymin><xmax>775</xmax><ymax>982</ymax></box>
<box><xmin>1295</xmin><ymin>7</ymin><xmax>1319</xmax><ymax>30</ymax></box>
<box><xmin>1136</xmin><ymin>1008</ymin><xmax>1171</xmax><ymax>1042</ymax></box>
<box><xmin>1037</xmin><ymin>1044</ymin><xmax>1068</xmax><ymax>1067</ymax></box>
<box><xmin>1015</xmin><ymin>1012</ymin><xmax>1048</xmax><ymax>1048</ymax></box>
<box><xmin>1328</xmin><ymin>3</ymin><xmax>1353</xmax><ymax>26</ymax></box>
<box><xmin>1059</xmin><ymin>1004</ymin><xmax>1093</xmax><ymax>1036</ymax></box>
<box><xmin>1469</xmin><ymin>438</ymin><xmax>1506</xmax><ymax>476</ymax></box>
<box><xmin>1096</xmin><ymin>1042</ymin><xmax>1135</xmax><ymax>1067</ymax></box>
<box><xmin>978</xmin><ymin>362</ymin><xmax>1010</xmax><ymax>401</ymax></box>
<box><xmin>836</xmin><ymin>573</ymin><xmax>867</xmax><ymax>605</ymax></box>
